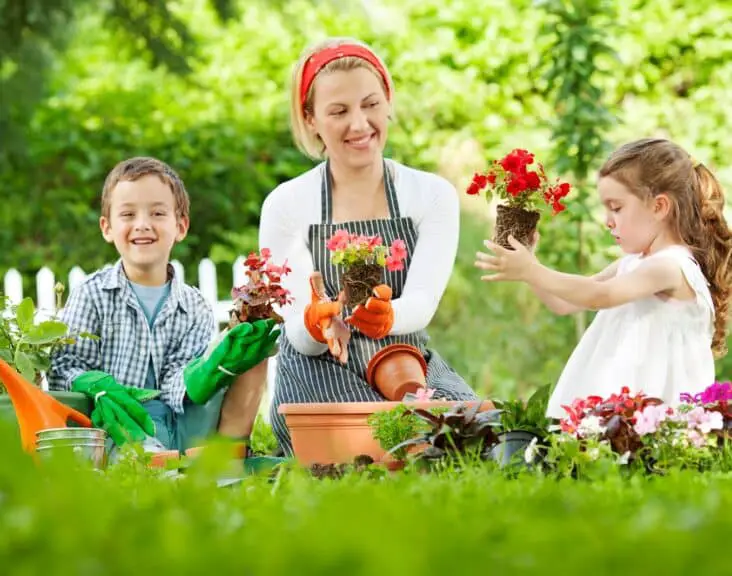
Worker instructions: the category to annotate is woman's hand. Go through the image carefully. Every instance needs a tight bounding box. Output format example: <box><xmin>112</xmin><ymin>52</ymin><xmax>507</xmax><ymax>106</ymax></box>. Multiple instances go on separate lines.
<box><xmin>475</xmin><ymin>235</ymin><xmax>538</xmax><ymax>282</ymax></box>
<box><xmin>304</xmin><ymin>272</ymin><xmax>350</xmax><ymax>363</ymax></box>
<box><xmin>346</xmin><ymin>284</ymin><xmax>394</xmax><ymax>340</ymax></box>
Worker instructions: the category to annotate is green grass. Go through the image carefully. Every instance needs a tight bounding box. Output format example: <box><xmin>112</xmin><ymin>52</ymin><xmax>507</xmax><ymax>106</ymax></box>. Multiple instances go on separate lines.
<box><xmin>1</xmin><ymin>416</ymin><xmax>731</xmax><ymax>575</ymax></box>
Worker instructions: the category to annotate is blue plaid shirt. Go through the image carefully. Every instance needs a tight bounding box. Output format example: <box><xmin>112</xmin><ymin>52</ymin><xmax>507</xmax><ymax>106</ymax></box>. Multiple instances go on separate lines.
<box><xmin>49</xmin><ymin>260</ymin><xmax>214</xmax><ymax>413</ymax></box>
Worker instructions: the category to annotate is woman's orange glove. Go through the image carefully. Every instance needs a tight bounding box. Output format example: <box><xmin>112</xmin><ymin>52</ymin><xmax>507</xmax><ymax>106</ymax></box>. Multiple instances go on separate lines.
<box><xmin>346</xmin><ymin>284</ymin><xmax>394</xmax><ymax>340</ymax></box>
<box><xmin>304</xmin><ymin>272</ymin><xmax>350</xmax><ymax>363</ymax></box>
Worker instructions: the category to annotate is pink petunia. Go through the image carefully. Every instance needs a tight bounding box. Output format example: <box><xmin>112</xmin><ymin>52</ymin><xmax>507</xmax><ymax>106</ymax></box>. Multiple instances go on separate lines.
<box><xmin>414</xmin><ymin>387</ymin><xmax>435</xmax><ymax>401</ymax></box>
<box><xmin>633</xmin><ymin>404</ymin><xmax>669</xmax><ymax>436</ymax></box>
<box><xmin>390</xmin><ymin>239</ymin><xmax>407</xmax><ymax>262</ymax></box>
<box><xmin>385</xmin><ymin>255</ymin><xmax>404</xmax><ymax>272</ymax></box>
<box><xmin>326</xmin><ymin>229</ymin><xmax>351</xmax><ymax>251</ymax></box>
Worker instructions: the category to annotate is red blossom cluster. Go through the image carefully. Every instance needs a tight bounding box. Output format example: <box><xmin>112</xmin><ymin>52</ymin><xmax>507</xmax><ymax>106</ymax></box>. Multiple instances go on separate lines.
<box><xmin>467</xmin><ymin>148</ymin><xmax>571</xmax><ymax>214</ymax></box>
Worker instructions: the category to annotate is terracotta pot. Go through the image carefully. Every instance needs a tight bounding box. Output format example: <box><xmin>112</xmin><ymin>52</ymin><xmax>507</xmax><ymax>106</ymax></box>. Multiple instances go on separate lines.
<box><xmin>148</xmin><ymin>450</ymin><xmax>182</xmax><ymax>469</ymax></box>
<box><xmin>366</xmin><ymin>344</ymin><xmax>428</xmax><ymax>401</ymax></box>
<box><xmin>184</xmin><ymin>442</ymin><xmax>248</xmax><ymax>460</ymax></box>
<box><xmin>278</xmin><ymin>400</ymin><xmax>495</xmax><ymax>465</ymax></box>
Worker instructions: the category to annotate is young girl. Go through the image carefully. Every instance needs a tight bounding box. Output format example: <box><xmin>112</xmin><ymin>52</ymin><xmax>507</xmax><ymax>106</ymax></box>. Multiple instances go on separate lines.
<box><xmin>259</xmin><ymin>37</ymin><xmax>477</xmax><ymax>454</ymax></box>
<box><xmin>475</xmin><ymin>138</ymin><xmax>732</xmax><ymax>418</ymax></box>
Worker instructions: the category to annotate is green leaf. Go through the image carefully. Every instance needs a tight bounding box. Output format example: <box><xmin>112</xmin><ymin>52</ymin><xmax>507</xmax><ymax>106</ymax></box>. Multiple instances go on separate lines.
<box><xmin>14</xmin><ymin>350</ymin><xmax>36</xmax><ymax>383</ymax></box>
<box><xmin>0</xmin><ymin>349</ymin><xmax>12</xmax><ymax>363</ymax></box>
<box><xmin>23</xmin><ymin>320</ymin><xmax>68</xmax><ymax>345</ymax></box>
<box><xmin>15</xmin><ymin>298</ymin><xmax>35</xmax><ymax>333</ymax></box>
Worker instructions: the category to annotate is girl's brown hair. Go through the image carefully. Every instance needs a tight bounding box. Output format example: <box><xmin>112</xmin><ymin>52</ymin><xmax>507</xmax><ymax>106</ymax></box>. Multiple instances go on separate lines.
<box><xmin>599</xmin><ymin>138</ymin><xmax>732</xmax><ymax>356</ymax></box>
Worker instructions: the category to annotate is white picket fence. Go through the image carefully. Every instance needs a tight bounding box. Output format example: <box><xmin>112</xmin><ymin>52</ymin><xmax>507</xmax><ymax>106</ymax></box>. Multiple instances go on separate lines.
<box><xmin>2</xmin><ymin>258</ymin><xmax>279</xmax><ymax>420</ymax></box>
<box><xmin>2</xmin><ymin>257</ymin><xmax>254</xmax><ymax>325</ymax></box>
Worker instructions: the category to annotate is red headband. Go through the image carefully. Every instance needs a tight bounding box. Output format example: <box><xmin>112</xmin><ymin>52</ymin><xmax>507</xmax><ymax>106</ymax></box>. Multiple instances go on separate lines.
<box><xmin>299</xmin><ymin>44</ymin><xmax>391</xmax><ymax>108</ymax></box>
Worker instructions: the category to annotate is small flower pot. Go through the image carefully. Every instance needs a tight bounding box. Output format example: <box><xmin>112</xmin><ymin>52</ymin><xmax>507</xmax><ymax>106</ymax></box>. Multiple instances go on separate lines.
<box><xmin>493</xmin><ymin>204</ymin><xmax>540</xmax><ymax>249</ymax></box>
<box><xmin>342</xmin><ymin>263</ymin><xmax>383</xmax><ymax>308</ymax></box>
<box><xmin>366</xmin><ymin>344</ymin><xmax>428</xmax><ymax>401</ymax></box>
<box><xmin>489</xmin><ymin>430</ymin><xmax>539</xmax><ymax>468</ymax></box>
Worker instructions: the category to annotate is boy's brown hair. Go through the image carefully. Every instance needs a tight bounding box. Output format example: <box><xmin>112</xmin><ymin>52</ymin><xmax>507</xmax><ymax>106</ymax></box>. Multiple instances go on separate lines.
<box><xmin>101</xmin><ymin>157</ymin><xmax>190</xmax><ymax>220</ymax></box>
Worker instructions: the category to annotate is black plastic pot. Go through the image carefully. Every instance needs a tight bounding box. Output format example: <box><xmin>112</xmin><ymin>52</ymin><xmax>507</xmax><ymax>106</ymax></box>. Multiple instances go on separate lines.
<box><xmin>489</xmin><ymin>430</ymin><xmax>539</xmax><ymax>468</ymax></box>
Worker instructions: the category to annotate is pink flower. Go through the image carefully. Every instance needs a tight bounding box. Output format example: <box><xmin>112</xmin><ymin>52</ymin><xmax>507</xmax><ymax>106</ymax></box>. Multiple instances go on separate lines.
<box><xmin>326</xmin><ymin>229</ymin><xmax>350</xmax><ymax>251</ymax></box>
<box><xmin>683</xmin><ymin>406</ymin><xmax>723</xmax><ymax>434</ymax></box>
<box><xmin>633</xmin><ymin>404</ymin><xmax>669</xmax><ymax>436</ymax></box>
<box><xmin>686</xmin><ymin>429</ymin><xmax>707</xmax><ymax>448</ymax></box>
<box><xmin>385</xmin><ymin>255</ymin><xmax>404</xmax><ymax>272</ymax></box>
<box><xmin>414</xmin><ymin>387</ymin><xmax>435</xmax><ymax>401</ymax></box>
<box><xmin>368</xmin><ymin>235</ymin><xmax>383</xmax><ymax>248</ymax></box>
<box><xmin>389</xmin><ymin>239</ymin><xmax>407</xmax><ymax>261</ymax></box>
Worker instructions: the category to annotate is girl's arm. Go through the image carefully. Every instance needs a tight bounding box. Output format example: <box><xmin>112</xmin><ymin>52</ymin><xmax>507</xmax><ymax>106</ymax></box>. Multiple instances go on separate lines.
<box><xmin>529</xmin><ymin>259</ymin><xmax>621</xmax><ymax>315</ymax></box>
<box><xmin>525</xmin><ymin>257</ymin><xmax>682</xmax><ymax>310</ymax></box>
<box><xmin>478</xmin><ymin>238</ymin><xmax>684</xmax><ymax>311</ymax></box>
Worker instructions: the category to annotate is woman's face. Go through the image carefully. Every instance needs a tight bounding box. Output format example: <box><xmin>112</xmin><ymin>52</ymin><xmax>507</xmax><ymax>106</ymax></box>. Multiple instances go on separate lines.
<box><xmin>307</xmin><ymin>66</ymin><xmax>390</xmax><ymax>171</ymax></box>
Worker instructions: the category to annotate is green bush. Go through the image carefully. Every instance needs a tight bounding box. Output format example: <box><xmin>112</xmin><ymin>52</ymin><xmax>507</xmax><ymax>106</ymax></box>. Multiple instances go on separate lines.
<box><xmin>5</xmin><ymin>0</ymin><xmax>732</xmax><ymax>391</ymax></box>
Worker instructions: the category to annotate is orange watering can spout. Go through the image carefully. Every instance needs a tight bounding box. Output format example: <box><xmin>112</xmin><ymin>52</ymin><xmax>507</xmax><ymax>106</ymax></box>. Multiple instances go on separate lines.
<box><xmin>0</xmin><ymin>359</ymin><xmax>92</xmax><ymax>452</ymax></box>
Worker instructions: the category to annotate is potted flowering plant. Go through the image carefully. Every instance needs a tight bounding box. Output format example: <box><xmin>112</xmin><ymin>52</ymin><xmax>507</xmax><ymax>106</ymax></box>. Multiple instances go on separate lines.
<box><xmin>488</xmin><ymin>383</ymin><xmax>552</xmax><ymax>467</ymax></box>
<box><xmin>326</xmin><ymin>230</ymin><xmax>407</xmax><ymax>307</ymax></box>
<box><xmin>467</xmin><ymin>148</ymin><xmax>571</xmax><ymax>248</ymax></box>
<box><xmin>228</xmin><ymin>248</ymin><xmax>293</xmax><ymax>328</ymax></box>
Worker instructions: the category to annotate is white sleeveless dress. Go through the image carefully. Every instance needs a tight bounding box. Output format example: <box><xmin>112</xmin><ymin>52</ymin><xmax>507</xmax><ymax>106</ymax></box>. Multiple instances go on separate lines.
<box><xmin>546</xmin><ymin>245</ymin><xmax>715</xmax><ymax>419</ymax></box>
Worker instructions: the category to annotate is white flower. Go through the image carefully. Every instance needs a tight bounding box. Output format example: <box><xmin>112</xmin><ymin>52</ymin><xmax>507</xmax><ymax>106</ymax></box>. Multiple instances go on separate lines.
<box><xmin>524</xmin><ymin>436</ymin><xmax>539</xmax><ymax>464</ymax></box>
<box><xmin>618</xmin><ymin>451</ymin><xmax>631</xmax><ymax>465</ymax></box>
<box><xmin>588</xmin><ymin>448</ymin><xmax>600</xmax><ymax>461</ymax></box>
<box><xmin>577</xmin><ymin>415</ymin><xmax>606</xmax><ymax>438</ymax></box>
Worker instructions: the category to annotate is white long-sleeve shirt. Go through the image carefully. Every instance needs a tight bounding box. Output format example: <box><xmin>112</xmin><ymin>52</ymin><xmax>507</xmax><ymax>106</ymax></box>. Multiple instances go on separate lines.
<box><xmin>258</xmin><ymin>160</ymin><xmax>460</xmax><ymax>356</ymax></box>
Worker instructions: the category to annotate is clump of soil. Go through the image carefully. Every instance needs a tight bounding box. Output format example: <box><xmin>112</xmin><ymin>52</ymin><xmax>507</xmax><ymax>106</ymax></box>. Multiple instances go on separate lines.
<box><xmin>308</xmin><ymin>455</ymin><xmax>375</xmax><ymax>479</ymax></box>
<box><xmin>493</xmin><ymin>204</ymin><xmax>540</xmax><ymax>249</ymax></box>
<box><xmin>228</xmin><ymin>298</ymin><xmax>283</xmax><ymax>329</ymax></box>
<box><xmin>342</xmin><ymin>264</ymin><xmax>382</xmax><ymax>307</ymax></box>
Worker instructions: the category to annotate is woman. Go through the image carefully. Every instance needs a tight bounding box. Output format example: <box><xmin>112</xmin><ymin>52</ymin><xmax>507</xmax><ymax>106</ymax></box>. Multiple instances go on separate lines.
<box><xmin>259</xmin><ymin>37</ymin><xmax>477</xmax><ymax>454</ymax></box>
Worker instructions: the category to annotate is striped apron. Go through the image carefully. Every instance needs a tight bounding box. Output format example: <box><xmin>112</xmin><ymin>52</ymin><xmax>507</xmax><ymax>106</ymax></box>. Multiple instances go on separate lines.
<box><xmin>270</xmin><ymin>160</ymin><xmax>477</xmax><ymax>454</ymax></box>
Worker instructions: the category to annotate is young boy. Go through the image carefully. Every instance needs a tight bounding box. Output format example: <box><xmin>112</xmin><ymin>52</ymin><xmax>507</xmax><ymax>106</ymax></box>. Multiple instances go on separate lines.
<box><xmin>49</xmin><ymin>157</ymin><xmax>279</xmax><ymax>453</ymax></box>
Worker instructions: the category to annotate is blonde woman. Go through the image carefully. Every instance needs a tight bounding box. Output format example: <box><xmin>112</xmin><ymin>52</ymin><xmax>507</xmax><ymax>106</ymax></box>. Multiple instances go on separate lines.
<box><xmin>259</xmin><ymin>38</ymin><xmax>477</xmax><ymax>454</ymax></box>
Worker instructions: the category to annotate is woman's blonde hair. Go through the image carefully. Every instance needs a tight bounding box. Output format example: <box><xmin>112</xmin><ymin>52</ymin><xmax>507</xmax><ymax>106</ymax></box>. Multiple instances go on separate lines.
<box><xmin>289</xmin><ymin>37</ymin><xmax>394</xmax><ymax>159</ymax></box>
<box><xmin>599</xmin><ymin>138</ymin><xmax>732</xmax><ymax>356</ymax></box>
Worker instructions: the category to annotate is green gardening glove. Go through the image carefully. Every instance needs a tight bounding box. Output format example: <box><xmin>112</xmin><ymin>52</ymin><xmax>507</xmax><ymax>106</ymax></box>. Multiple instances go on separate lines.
<box><xmin>71</xmin><ymin>371</ymin><xmax>161</xmax><ymax>447</ymax></box>
<box><xmin>183</xmin><ymin>319</ymin><xmax>281</xmax><ymax>405</ymax></box>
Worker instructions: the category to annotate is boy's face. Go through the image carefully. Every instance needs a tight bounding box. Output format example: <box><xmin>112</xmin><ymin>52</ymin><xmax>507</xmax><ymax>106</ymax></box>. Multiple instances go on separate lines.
<box><xmin>100</xmin><ymin>175</ymin><xmax>189</xmax><ymax>284</ymax></box>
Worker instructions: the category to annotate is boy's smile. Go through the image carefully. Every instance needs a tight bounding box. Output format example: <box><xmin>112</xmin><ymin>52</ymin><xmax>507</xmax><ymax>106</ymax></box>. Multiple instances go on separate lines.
<box><xmin>100</xmin><ymin>174</ymin><xmax>189</xmax><ymax>286</ymax></box>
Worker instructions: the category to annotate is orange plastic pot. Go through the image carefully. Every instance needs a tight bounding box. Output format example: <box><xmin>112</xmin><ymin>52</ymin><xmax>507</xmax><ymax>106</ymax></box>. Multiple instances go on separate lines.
<box><xmin>278</xmin><ymin>400</ymin><xmax>495</xmax><ymax>465</ymax></box>
<box><xmin>366</xmin><ymin>344</ymin><xmax>428</xmax><ymax>401</ymax></box>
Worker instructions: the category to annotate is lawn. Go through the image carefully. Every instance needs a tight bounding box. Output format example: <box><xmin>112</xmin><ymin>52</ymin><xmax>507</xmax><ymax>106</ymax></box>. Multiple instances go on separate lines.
<box><xmin>1</xmin><ymin>414</ymin><xmax>728</xmax><ymax>576</ymax></box>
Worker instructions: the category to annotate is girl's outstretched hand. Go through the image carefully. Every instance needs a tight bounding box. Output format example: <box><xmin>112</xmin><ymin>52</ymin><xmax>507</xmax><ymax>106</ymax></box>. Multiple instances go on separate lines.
<box><xmin>475</xmin><ymin>235</ymin><xmax>538</xmax><ymax>282</ymax></box>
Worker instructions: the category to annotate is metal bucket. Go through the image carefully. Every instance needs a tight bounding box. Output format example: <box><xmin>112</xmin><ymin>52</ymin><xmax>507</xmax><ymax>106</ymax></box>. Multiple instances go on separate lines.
<box><xmin>36</xmin><ymin>442</ymin><xmax>107</xmax><ymax>469</ymax></box>
<box><xmin>36</xmin><ymin>438</ymin><xmax>106</xmax><ymax>449</ymax></box>
<box><xmin>35</xmin><ymin>428</ymin><xmax>107</xmax><ymax>469</ymax></box>
<box><xmin>36</xmin><ymin>428</ymin><xmax>106</xmax><ymax>442</ymax></box>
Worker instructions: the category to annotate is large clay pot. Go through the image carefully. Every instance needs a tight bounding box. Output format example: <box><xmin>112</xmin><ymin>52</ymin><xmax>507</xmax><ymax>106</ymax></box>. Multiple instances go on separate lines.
<box><xmin>366</xmin><ymin>344</ymin><xmax>428</xmax><ymax>401</ymax></box>
<box><xmin>278</xmin><ymin>400</ymin><xmax>496</xmax><ymax>465</ymax></box>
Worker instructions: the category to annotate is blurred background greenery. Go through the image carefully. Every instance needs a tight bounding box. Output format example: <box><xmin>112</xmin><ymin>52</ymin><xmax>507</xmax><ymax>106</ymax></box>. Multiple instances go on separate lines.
<box><xmin>2</xmin><ymin>0</ymin><xmax>732</xmax><ymax>398</ymax></box>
